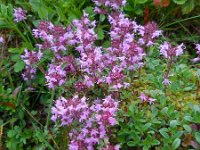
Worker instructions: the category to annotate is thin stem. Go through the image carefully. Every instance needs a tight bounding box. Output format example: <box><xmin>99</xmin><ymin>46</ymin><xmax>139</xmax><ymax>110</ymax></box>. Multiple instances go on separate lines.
<box><xmin>138</xmin><ymin>67</ymin><xmax>141</xmax><ymax>80</ymax></box>
<box><xmin>46</xmin><ymin>90</ymin><xmax>55</xmax><ymax>129</ymax></box>
<box><xmin>7</xmin><ymin>71</ymin><xmax>14</xmax><ymax>90</ymax></box>
<box><xmin>164</xmin><ymin>58</ymin><xmax>173</xmax><ymax>95</ymax></box>
<box><xmin>130</xmin><ymin>70</ymin><xmax>134</xmax><ymax>83</ymax></box>
<box><xmin>196</xmin><ymin>79</ymin><xmax>199</xmax><ymax>100</ymax></box>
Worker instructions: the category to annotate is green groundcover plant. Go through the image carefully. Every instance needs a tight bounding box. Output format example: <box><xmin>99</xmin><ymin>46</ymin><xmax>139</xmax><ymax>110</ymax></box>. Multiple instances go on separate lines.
<box><xmin>0</xmin><ymin>0</ymin><xmax>200</xmax><ymax>150</ymax></box>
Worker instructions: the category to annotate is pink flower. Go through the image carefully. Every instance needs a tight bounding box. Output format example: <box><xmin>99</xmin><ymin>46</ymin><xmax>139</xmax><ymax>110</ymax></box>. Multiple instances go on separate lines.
<box><xmin>51</xmin><ymin>95</ymin><xmax>118</xmax><ymax>150</ymax></box>
<box><xmin>193</xmin><ymin>57</ymin><xmax>200</xmax><ymax>63</ymax></box>
<box><xmin>160</xmin><ymin>42</ymin><xmax>184</xmax><ymax>58</ymax></box>
<box><xmin>0</xmin><ymin>37</ymin><xmax>4</xmax><ymax>43</ymax></box>
<box><xmin>193</xmin><ymin>44</ymin><xmax>200</xmax><ymax>63</ymax></box>
<box><xmin>175</xmin><ymin>43</ymin><xmax>184</xmax><ymax>56</ymax></box>
<box><xmin>148</xmin><ymin>98</ymin><xmax>156</xmax><ymax>104</ymax></box>
<box><xmin>139</xmin><ymin>92</ymin><xmax>156</xmax><ymax>104</ymax></box>
<box><xmin>196</xmin><ymin>44</ymin><xmax>200</xmax><ymax>53</ymax></box>
<box><xmin>45</xmin><ymin>64</ymin><xmax>66</xmax><ymax>89</ymax></box>
<box><xmin>139</xmin><ymin>93</ymin><xmax>148</xmax><ymax>102</ymax></box>
<box><xmin>152</xmin><ymin>30</ymin><xmax>162</xmax><ymax>38</ymax></box>
<box><xmin>108</xmin><ymin>117</ymin><xmax>116</xmax><ymax>125</ymax></box>
<box><xmin>13</xmin><ymin>7</ymin><xmax>26</xmax><ymax>22</ymax></box>
<box><xmin>21</xmin><ymin>49</ymin><xmax>43</xmax><ymax>81</ymax></box>
<box><xmin>92</xmin><ymin>0</ymin><xmax>126</xmax><ymax>10</ymax></box>
<box><xmin>163</xmin><ymin>78</ymin><xmax>171</xmax><ymax>85</ymax></box>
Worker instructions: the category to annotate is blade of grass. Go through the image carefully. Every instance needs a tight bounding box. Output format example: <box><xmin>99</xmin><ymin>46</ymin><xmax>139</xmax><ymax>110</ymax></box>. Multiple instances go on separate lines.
<box><xmin>161</xmin><ymin>15</ymin><xmax>200</xmax><ymax>29</ymax></box>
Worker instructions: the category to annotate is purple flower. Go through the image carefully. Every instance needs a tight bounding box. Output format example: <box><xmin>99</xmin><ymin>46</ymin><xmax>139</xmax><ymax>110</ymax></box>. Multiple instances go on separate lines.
<box><xmin>160</xmin><ymin>42</ymin><xmax>184</xmax><ymax>58</ymax></box>
<box><xmin>193</xmin><ymin>44</ymin><xmax>200</xmax><ymax>63</ymax></box>
<box><xmin>139</xmin><ymin>93</ymin><xmax>148</xmax><ymax>102</ymax></box>
<box><xmin>148</xmin><ymin>98</ymin><xmax>156</xmax><ymax>104</ymax></box>
<box><xmin>32</xmin><ymin>21</ymin><xmax>76</xmax><ymax>52</ymax></box>
<box><xmin>21</xmin><ymin>49</ymin><xmax>43</xmax><ymax>81</ymax></box>
<box><xmin>152</xmin><ymin>30</ymin><xmax>162</xmax><ymax>38</ymax></box>
<box><xmin>51</xmin><ymin>95</ymin><xmax>118</xmax><ymax>150</ymax></box>
<box><xmin>13</xmin><ymin>7</ymin><xmax>26</xmax><ymax>22</ymax></box>
<box><xmin>193</xmin><ymin>57</ymin><xmax>200</xmax><ymax>63</ymax></box>
<box><xmin>0</xmin><ymin>36</ymin><xmax>4</xmax><ymax>44</ymax></box>
<box><xmin>21</xmin><ymin>49</ymin><xmax>43</xmax><ymax>65</ymax></box>
<box><xmin>45</xmin><ymin>64</ymin><xmax>66</xmax><ymax>89</ymax></box>
<box><xmin>175</xmin><ymin>43</ymin><xmax>184</xmax><ymax>56</ymax></box>
<box><xmin>92</xmin><ymin>0</ymin><xmax>126</xmax><ymax>11</ymax></box>
<box><xmin>196</xmin><ymin>44</ymin><xmax>200</xmax><ymax>51</ymax></box>
<box><xmin>22</xmin><ymin>66</ymin><xmax>36</xmax><ymax>81</ymax></box>
<box><xmin>139</xmin><ymin>92</ymin><xmax>156</xmax><ymax>104</ymax></box>
<box><xmin>163</xmin><ymin>78</ymin><xmax>171</xmax><ymax>85</ymax></box>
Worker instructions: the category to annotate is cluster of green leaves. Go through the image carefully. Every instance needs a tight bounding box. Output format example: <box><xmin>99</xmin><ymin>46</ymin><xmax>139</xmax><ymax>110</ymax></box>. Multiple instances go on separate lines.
<box><xmin>116</xmin><ymin>46</ymin><xmax>200</xmax><ymax>149</ymax></box>
<box><xmin>117</xmin><ymin>101</ymin><xmax>200</xmax><ymax>150</ymax></box>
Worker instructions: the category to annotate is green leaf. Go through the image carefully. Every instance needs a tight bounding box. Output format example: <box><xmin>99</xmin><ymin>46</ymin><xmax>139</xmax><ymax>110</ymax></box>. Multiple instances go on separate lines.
<box><xmin>172</xmin><ymin>138</ymin><xmax>181</xmax><ymax>149</ymax></box>
<box><xmin>170</xmin><ymin>120</ymin><xmax>179</xmax><ymax>128</ymax></box>
<box><xmin>127</xmin><ymin>141</ymin><xmax>136</xmax><ymax>147</ymax></box>
<box><xmin>37</xmin><ymin>7</ymin><xmax>49</xmax><ymax>20</ymax></box>
<box><xmin>97</xmin><ymin>27</ymin><xmax>104</xmax><ymax>40</ymax></box>
<box><xmin>100</xmin><ymin>14</ymin><xmax>106</xmax><ymax>22</ymax></box>
<box><xmin>143</xmin><ymin>123</ymin><xmax>152</xmax><ymax>131</ymax></box>
<box><xmin>184</xmin><ymin>116</ymin><xmax>193</xmax><ymax>121</ymax></box>
<box><xmin>14</xmin><ymin>61</ymin><xmax>25</xmax><ymax>72</ymax></box>
<box><xmin>11</xmin><ymin>54</ymin><xmax>21</xmax><ymax>62</ymax></box>
<box><xmin>8</xmin><ymin>48</ymin><xmax>24</xmax><ymax>54</ymax></box>
<box><xmin>195</xmin><ymin>132</ymin><xmax>200</xmax><ymax>143</ymax></box>
<box><xmin>181</xmin><ymin>0</ymin><xmax>195</xmax><ymax>14</ymax></box>
<box><xmin>29</xmin><ymin>0</ymin><xmax>49</xmax><ymax>20</ymax></box>
<box><xmin>0</xmin><ymin>20</ymin><xmax>11</xmax><ymax>28</ymax></box>
<box><xmin>84</xmin><ymin>6</ymin><xmax>94</xmax><ymax>17</ymax></box>
<box><xmin>32</xmin><ymin>20</ymin><xmax>40</xmax><ymax>27</ymax></box>
<box><xmin>173</xmin><ymin>0</ymin><xmax>187</xmax><ymax>5</ymax></box>
<box><xmin>102</xmin><ymin>41</ymin><xmax>110</xmax><ymax>48</ymax></box>
<box><xmin>183</xmin><ymin>124</ymin><xmax>192</xmax><ymax>132</ymax></box>
<box><xmin>152</xmin><ymin>139</ymin><xmax>160</xmax><ymax>146</ymax></box>
<box><xmin>55</xmin><ymin>6</ymin><xmax>66</xmax><ymax>22</ymax></box>
<box><xmin>135</xmin><ymin>0</ymin><xmax>148</xmax><ymax>4</ymax></box>
<box><xmin>159</xmin><ymin>128</ymin><xmax>169</xmax><ymax>139</ymax></box>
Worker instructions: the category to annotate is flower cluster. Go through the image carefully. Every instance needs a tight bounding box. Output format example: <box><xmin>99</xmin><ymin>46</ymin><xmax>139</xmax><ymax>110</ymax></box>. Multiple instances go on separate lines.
<box><xmin>93</xmin><ymin>0</ymin><xmax>127</xmax><ymax>14</ymax></box>
<box><xmin>160</xmin><ymin>42</ymin><xmax>184</xmax><ymax>59</ymax></box>
<box><xmin>72</xmin><ymin>12</ymin><xmax>150</xmax><ymax>91</ymax></box>
<box><xmin>33</xmin><ymin>21</ymin><xmax>76</xmax><ymax>53</ymax></box>
<box><xmin>45</xmin><ymin>64</ymin><xmax>66</xmax><ymax>89</ymax></box>
<box><xmin>193</xmin><ymin>44</ymin><xmax>200</xmax><ymax>63</ymax></box>
<box><xmin>159</xmin><ymin>42</ymin><xmax>184</xmax><ymax>86</ymax></box>
<box><xmin>13</xmin><ymin>7</ymin><xmax>26</xmax><ymax>22</ymax></box>
<box><xmin>51</xmin><ymin>95</ymin><xmax>119</xmax><ymax>150</ymax></box>
<box><xmin>142</xmin><ymin>21</ymin><xmax>162</xmax><ymax>46</ymax></box>
<box><xmin>21</xmin><ymin>49</ymin><xmax>43</xmax><ymax>80</ymax></box>
<box><xmin>139</xmin><ymin>93</ymin><xmax>156</xmax><ymax>104</ymax></box>
<box><xmin>31</xmin><ymin>21</ymin><xmax>78</xmax><ymax>88</ymax></box>
<box><xmin>108</xmin><ymin>12</ymin><xmax>145</xmax><ymax>69</ymax></box>
<box><xmin>22</xmin><ymin>10</ymin><xmax>163</xmax><ymax>91</ymax></box>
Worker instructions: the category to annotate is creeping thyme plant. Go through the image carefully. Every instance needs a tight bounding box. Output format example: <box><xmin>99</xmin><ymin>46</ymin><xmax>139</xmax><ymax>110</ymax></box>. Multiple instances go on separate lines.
<box><xmin>1</xmin><ymin>0</ymin><xmax>200</xmax><ymax>150</ymax></box>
